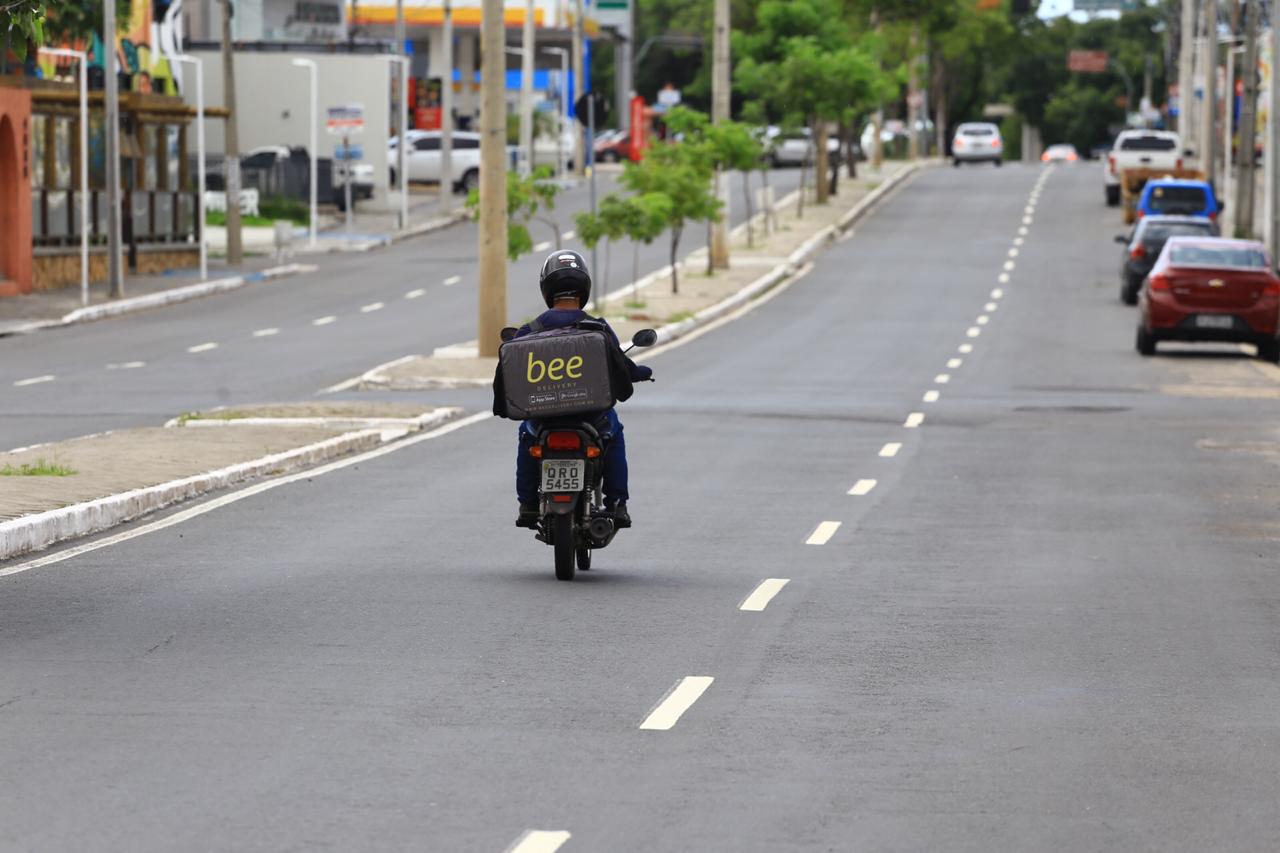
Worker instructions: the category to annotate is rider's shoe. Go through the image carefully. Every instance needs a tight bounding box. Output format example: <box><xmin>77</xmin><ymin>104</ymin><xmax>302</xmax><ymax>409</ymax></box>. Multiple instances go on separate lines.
<box><xmin>610</xmin><ymin>500</ymin><xmax>632</xmax><ymax>529</ymax></box>
<box><xmin>516</xmin><ymin>501</ymin><xmax>539</xmax><ymax>528</ymax></box>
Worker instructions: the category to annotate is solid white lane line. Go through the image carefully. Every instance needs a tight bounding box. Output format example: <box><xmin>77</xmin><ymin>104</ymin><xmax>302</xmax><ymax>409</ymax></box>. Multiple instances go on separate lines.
<box><xmin>0</xmin><ymin>411</ymin><xmax>492</xmax><ymax>578</ymax></box>
<box><xmin>13</xmin><ymin>375</ymin><xmax>55</xmax><ymax>387</ymax></box>
<box><xmin>985</xmin><ymin>302</ymin><xmax>998</xmax><ymax>311</ymax></box>
<box><xmin>533</xmin><ymin>240</ymin><xmax>553</xmax><ymax>252</ymax></box>
<box><xmin>639</xmin><ymin>676</ymin><xmax>714</xmax><ymax>730</ymax></box>
<box><xmin>405</xmin><ymin>288</ymin><xmax>426</xmax><ymax>299</ymax></box>
<box><xmin>967</xmin><ymin>327</ymin><xmax>981</xmax><ymax>338</ymax></box>
<box><xmin>959</xmin><ymin>343</ymin><xmax>973</xmax><ymax>354</ymax></box>
<box><xmin>740</xmin><ymin>578</ymin><xmax>790</xmax><ymax>612</ymax></box>
<box><xmin>360</xmin><ymin>301</ymin><xmax>384</xmax><ymax>313</ymax></box>
<box><xmin>506</xmin><ymin>830</ymin><xmax>572</xmax><ymax>853</ymax></box>
<box><xmin>187</xmin><ymin>342</ymin><xmax>218</xmax><ymax>353</ymax></box>
<box><xmin>977</xmin><ymin>315</ymin><xmax>990</xmax><ymax>325</ymax></box>
<box><xmin>1003</xmin><ymin>260</ymin><xmax>1015</xmax><ymax>271</ymax></box>
<box><xmin>904</xmin><ymin>412</ymin><xmax>924</xmax><ymax>428</ymax></box>
<box><xmin>998</xmin><ymin>272</ymin><xmax>1010</xmax><ymax>283</ymax></box>
<box><xmin>563</xmin><ymin>229</ymin><xmax>576</xmax><ymax>240</ymax></box>
<box><xmin>923</xmin><ymin>390</ymin><xmax>940</xmax><ymax>403</ymax></box>
<box><xmin>806</xmin><ymin>521</ymin><xmax>842</xmax><ymax>545</ymax></box>
<box><xmin>991</xmin><ymin>288</ymin><xmax>1004</xmax><ymax>298</ymax></box>
<box><xmin>443</xmin><ymin>275</ymin><xmax>461</xmax><ymax>286</ymax></box>
<box><xmin>313</xmin><ymin>315</ymin><xmax>337</xmax><ymax>326</ymax></box>
<box><xmin>934</xmin><ymin>374</ymin><xmax>950</xmax><ymax>384</ymax></box>
<box><xmin>848</xmin><ymin>478</ymin><xmax>877</xmax><ymax>496</ymax></box>
<box><xmin>252</xmin><ymin>327</ymin><xmax>280</xmax><ymax>337</ymax></box>
<box><xmin>880</xmin><ymin>442</ymin><xmax>902</xmax><ymax>457</ymax></box>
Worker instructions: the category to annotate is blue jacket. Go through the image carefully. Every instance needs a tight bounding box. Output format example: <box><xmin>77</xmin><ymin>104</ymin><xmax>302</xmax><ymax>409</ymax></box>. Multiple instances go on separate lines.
<box><xmin>516</xmin><ymin>309</ymin><xmax>653</xmax><ymax>383</ymax></box>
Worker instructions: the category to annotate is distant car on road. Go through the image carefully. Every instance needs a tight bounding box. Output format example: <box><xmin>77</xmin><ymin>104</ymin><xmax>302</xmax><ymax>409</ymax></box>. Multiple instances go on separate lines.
<box><xmin>1116</xmin><ymin>215</ymin><xmax>1219</xmax><ymax>305</ymax></box>
<box><xmin>763</xmin><ymin>126</ymin><xmax>841</xmax><ymax>168</ymax></box>
<box><xmin>241</xmin><ymin>144</ymin><xmax>373</xmax><ymax>211</ymax></box>
<box><xmin>1042</xmin><ymin>144</ymin><xmax>1079</xmax><ymax>163</ymax></box>
<box><xmin>594</xmin><ymin>129</ymin><xmax>633</xmax><ymax>163</ymax></box>
<box><xmin>951</xmin><ymin>122</ymin><xmax>1003</xmax><ymax>166</ymax></box>
<box><xmin>1136</xmin><ymin>178</ymin><xmax>1218</xmax><ymax>222</ymax></box>
<box><xmin>1105</xmin><ymin>129</ymin><xmax>1181</xmax><ymax>206</ymax></box>
<box><xmin>1136</xmin><ymin>236</ymin><xmax>1280</xmax><ymax>361</ymax></box>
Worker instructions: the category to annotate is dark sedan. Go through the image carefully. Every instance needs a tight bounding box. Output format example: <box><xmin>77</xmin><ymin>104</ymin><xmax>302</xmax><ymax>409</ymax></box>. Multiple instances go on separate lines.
<box><xmin>1116</xmin><ymin>215</ymin><xmax>1219</xmax><ymax>305</ymax></box>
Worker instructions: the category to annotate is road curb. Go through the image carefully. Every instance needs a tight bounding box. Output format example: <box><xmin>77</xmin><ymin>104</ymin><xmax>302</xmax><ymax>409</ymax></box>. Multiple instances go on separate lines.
<box><xmin>0</xmin><ymin>407</ymin><xmax>463</xmax><ymax>562</ymax></box>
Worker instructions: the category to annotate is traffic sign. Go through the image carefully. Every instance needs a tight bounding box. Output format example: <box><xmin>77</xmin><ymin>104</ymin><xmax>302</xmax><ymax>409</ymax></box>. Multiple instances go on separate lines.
<box><xmin>326</xmin><ymin>104</ymin><xmax>365</xmax><ymax>135</ymax></box>
<box><xmin>575</xmin><ymin>91</ymin><xmax>610</xmax><ymax>128</ymax></box>
<box><xmin>1067</xmin><ymin>50</ymin><xmax>1109</xmax><ymax>73</ymax></box>
<box><xmin>334</xmin><ymin>143</ymin><xmax>364</xmax><ymax>161</ymax></box>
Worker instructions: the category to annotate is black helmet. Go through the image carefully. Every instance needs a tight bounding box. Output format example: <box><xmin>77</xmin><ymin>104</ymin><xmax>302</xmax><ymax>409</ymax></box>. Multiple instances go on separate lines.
<box><xmin>539</xmin><ymin>250</ymin><xmax>592</xmax><ymax>308</ymax></box>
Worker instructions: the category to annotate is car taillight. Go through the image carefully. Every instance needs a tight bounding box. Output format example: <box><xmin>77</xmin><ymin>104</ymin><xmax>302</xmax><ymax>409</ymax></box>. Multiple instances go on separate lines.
<box><xmin>1040</xmin><ymin>152</ymin><xmax>1050</xmax><ymax>162</ymax></box>
<box><xmin>1148</xmin><ymin>274</ymin><xmax>1171</xmax><ymax>291</ymax></box>
<box><xmin>1176</xmin><ymin>157</ymin><xmax>1183</xmax><ymax>170</ymax></box>
<box><xmin>1264</xmin><ymin>280</ymin><xmax>1280</xmax><ymax>296</ymax></box>
<box><xmin>1209</xmin><ymin>211</ymin><xmax>1218</xmax><ymax>221</ymax></box>
<box><xmin>546</xmin><ymin>431</ymin><xmax>581</xmax><ymax>451</ymax></box>
<box><xmin>1108</xmin><ymin>155</ymin><xmax>1116</xmax><ymax>174</ymax></box>
<box><xmin>1068</xmin><ymin>152</ymin><xmax>1078</xmax><ymax>161</ymax></box>
<box><xmin>1130</xmin><ymin>245</ymin><xmax>1146</xmax><ymax>260</ymax></box>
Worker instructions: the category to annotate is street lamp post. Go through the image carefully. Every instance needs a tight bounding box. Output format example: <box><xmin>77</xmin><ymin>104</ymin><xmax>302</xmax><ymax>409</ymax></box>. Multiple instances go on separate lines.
<box><xmin>378</xmin><ymin>55</ymin><xmax>411</xmax><ymax>232</ymax></box>
<box><xmin>546</xmin><ymin>47</ymin><xmax>569</xmax><ymax>178</ymax></box>
<box><xmin>291</xmin><ymin>58</ymin><xmax>318</xmax><ymax>248</ymax></box>
<box><xmin>39</xmin><ymin>47</ymin><xmax>89</xmax><ymax>306</ymax></box>
<box><xmin>172</xmin><ymin>54</ymin><xmax>207</xmax><ymax>280</ymax></box>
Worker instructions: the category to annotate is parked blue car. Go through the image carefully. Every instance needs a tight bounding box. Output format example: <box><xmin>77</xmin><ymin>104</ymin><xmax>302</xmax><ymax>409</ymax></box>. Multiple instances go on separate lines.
<box><xmin>1137</xmin><ymin>178</ymin><xmax>1219</xmax><ymax>222</ymax></box>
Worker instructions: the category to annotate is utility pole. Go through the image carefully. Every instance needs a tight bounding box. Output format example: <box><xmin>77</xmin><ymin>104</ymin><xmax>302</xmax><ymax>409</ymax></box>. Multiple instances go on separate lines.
<box><xmin>1178</xmin><ymin>0</ymin><xmax>1197</xmax><ymax>140</ymax></box>
<box><xmin>220</xmin><ymin>0</ymin><xmax>243</xmax><ymax>265</ymax></box>
<box><xmin>907</xmin><ymin>25</ymin><xmax>920</xmax><ymax>160</ymax></box>
<box><xmin>709</xmin><ymin>0</ymin><xmax>730</xmax><ymax>270</ymax></box>
<box><xmin>440</xmin><ymin>0</ymin><xmax>454</xmax><ymax>215</ymax></box>
<box><xmin>396</xmin><ymin>0</ymin><xmax>407</xmax><ymax>228</ymax></box>
<box><xmin>519</xmin><ymin>0</ymin><xmax>535</xmax><ymax>176</ymax></box>
<box><xmin>1234</xmin><ymin>0</ymin><xmax>1259</xmax><ymax>237</ymax></box>
<box><xmin>104</xmin><ymin>0</ymin><xmax>123</xmax><ymax>298</ymax></box>
<box><xmin>1267</xmin><ymin>15</ymin><xmax>1279</xmax><ymax>261</ymax></box>
<box><xmin>1199</xmin><ymin>0</ymin><xmax>1218</xmax><ymax>187</ymax></box>
<box><xmin>572</xmin><ymin>0</ymin><xmax>585</xmax><ymax>178</ymax></box>
<box><xmin>478</xmin><ymin>0</ymin><xmax>508</xmax><ymax>358</ymax></box>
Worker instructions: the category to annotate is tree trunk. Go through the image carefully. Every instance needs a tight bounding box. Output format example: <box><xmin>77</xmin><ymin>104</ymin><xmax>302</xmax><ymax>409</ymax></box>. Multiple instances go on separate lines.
<box><xmin>603</xmin><ymin>239</ymin><xmax>612</xmax><ymax>303</ymax></box>
<box><xmin>705</xmin><ymin>216</ymin><xmax>714</xmax><ymax>276</ymax></box>
<box><xmin>843</xmin><ymin>121</ymin><xmax>858</xmax><ymax>179</ymax></box>
<box><xmin>760</xmin><ymin>167</ymin><xmax>776</xmax><ymax>233</ymax></box>
<box><xmin>933</xmin><ymin>57</ymin><xmax>948</xmax><ymax>159</ymax></box>
<box><xmin>742</xmin><ymin>171</ymin><xmax>755</xmax><ymax>248</ymax></box>
<box><xmin>670</xmin><ymin>226</ymin><xmax>682</xmax><ymax>294</ymax></box>
<box><xmin>815</xmin><ymin>121</ymin><xmax>831</xmax><ymax>204</ymax></box>
<box><xmin>796</xmin><ymin>158</ymin><xmax>807</xmax><ymax>219</ymax></box>
<box><xmin>633</xmin><ymin>241</ymin><xmax>640</xmax><ymax>290</ymax></box>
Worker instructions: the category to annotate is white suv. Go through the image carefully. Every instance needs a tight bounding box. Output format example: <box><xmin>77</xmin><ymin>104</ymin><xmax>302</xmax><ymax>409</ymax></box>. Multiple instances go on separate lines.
<box><xmin>951</xmin><ymin>122</ymin><xmax>1003</xmax><ymax>166</ymax></box>
<box><xmin>389</xmin><ymin>131</ymin><xmax>517</xmax><ymax>194</ymax></box>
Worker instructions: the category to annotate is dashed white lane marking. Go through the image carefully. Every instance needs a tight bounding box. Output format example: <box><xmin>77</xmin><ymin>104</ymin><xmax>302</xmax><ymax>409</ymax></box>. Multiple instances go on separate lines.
<box><xmin>1007</xmin><ymin>248</ymin><xmax>1019</xmax><ymax>258</ymax></box>
<box><xmin>934</xmin><ymin>374</ymin><xmax>951</xmax><ymax>384</ymax></box>
<box><xmin>533</xmin><ymin>240</ymin><xmax>553</xmax><ymax>252</ymax></box>
<box><xmin>991</xmin><ymin>288</ymin><xmax>1004</xmax><ymax>298</ymax></box>
<box><xmin>880</xmin><ymin>442</ymin><xmax>902</xmax><ymax>457</ymax></box>
<box><xmin>360</xmin><ymin>302</ymin><xmax>385</xmax><ymax>313</ymax></box>
<box><xmin>639</xmin><ymin>676</ymin><xmax>714</xmax><ymax>730</ymax></box>
<box><xmin>106</xmin><ymin>361</ymin><xmax>145</xmax><ymax>370</ymax></box>
<box><xmin>947</xmin><ymin>358</ymin><xmax>963</xmax><ymax>369</ymax></box>
<box><xmin>1018</xmin><ymin>226</ymin><xmax>1028</xmax><ymax>236</ymax></box>
<box><xmin>506</xmin><ymin>830</ymin><xmax>572</xmax><ymax>853</ymax></box>
<box><xmin>1003</xmin><ymin>260</ymin><xmax>1015</xmax><ymax>272</ymax></box>
<box><xmin>806</xmin><ymin>521</ymin><xmax>842</xmax><ymax>545</ymax></box>
<box><xmin>13</xmin><ymin>375</ymin><xmax>55</xmax><ymax>387</ymax></box>
<box><xmin>313</xmin><ymin>316</ymin><xmax>337</xmax><ymax>326</ymax></box>
<box><xmin>443</xmin><ymin>275</ymin><xmax>461</xmax><ymax>286</ymax></box>
<box><xmin>1024</xmin><ymin>206</ymin><xmax>1034</xmax><ymax>215</ymax></box>
<box><xmin>187</xmin><ymin>342</ymin><xmax>218</xmax><ymax>353</ymax></box>
<box><xmin>1014</xmin><ymin>237</ymin><xmax>1024</xmax><ymax>246</ymax></box>
<box><xmin>849</xmin><ymin>478</ymin><xmax>878</xmax><ymax>496</ymax></box>
<box><xmin>405</xmin><ymin>288</ymin><xmax>426</xmax><ymax>299</ymax></box>
<box><xmin>959</xmin><ymin>343</ymin><xmax>974</xmax><ymax>354</ymax></box>
<box><xmin>923</xmin><ymin>389</ymin><xmax>940</xmax><ymax>403</ymax></box>
<box><xmin>563</xmin><ymin>230</ymin><xmax>576</xmax><ymax>240</ymax></box>
<box><xmin>998</xmin><ymin>272</ymin><xmax>1010</xmax><ymax>283</ymax></box>
<box><xmin>740</xmin><ymin>578</ymin><xmax>790</xmax><ymax>612</ymax></box>
<box><xmin>985</xmin><ymin>302</ymin><xmax>998</xmax><ymax>311</ymax></box>
<box><xmin>967</xmin><ymin>327</ymin><xmax>982</xmax><ymax>338</ymax></box>
<box><xmin>1023</xmin><ymin>216</ymin><xmax>1033</xmax><ymax>225</ymax></box>
<box><xmin>904</xmin><ymin>412</ymin><xmax>925</xmax><ymax>428</ymax></box>
<box><xmin>977</xmin><ymin>315</ymin><xmax>990</xmax><ymax>325</ymax></box>
<box><xmin>252</xmin><ymin>327</ymin><xmax>280</xmax><ymax>337</ymax></box>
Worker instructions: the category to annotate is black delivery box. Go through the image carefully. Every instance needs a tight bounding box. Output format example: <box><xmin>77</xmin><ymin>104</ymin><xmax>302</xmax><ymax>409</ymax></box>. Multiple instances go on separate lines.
<box><xmin>495</xmin><ymin>326</ymin><xmax>617</xmax><ymax>420</ymax></box>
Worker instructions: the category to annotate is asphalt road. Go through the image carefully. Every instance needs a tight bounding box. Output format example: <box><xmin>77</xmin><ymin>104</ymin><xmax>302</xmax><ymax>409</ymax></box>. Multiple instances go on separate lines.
<box><xmin>4</xmin><ymin>162</ymin><xmax>1280</xmax><ymax>851</ymax></box>
<box><xmin>0</xmin><ymin>168</ymin><xmax>802</xmax><ymax>451</ymax></box>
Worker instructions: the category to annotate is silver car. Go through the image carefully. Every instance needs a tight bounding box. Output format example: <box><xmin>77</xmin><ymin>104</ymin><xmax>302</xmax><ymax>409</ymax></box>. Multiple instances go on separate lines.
<box><xmin>952</xmin><ymin>122</ymin><xmax>1003</xmax><ymax>166</ymax></box>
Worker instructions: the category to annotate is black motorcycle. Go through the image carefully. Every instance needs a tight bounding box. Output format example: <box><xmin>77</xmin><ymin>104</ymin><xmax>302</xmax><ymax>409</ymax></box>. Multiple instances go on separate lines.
<box><xmin>503</xmin><ymin>327</ymin><xmax>657</xmax><ymax>580</ymax></box>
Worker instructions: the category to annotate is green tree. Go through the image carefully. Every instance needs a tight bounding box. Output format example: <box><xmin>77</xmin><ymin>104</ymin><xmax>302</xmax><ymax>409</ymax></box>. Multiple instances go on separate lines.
<box><xmin>467</xmin><ymin>166</ymin><xmax>564</xmax><ymax>262</ymax></box>
<box><xmin>2</xmin><ymin>0</ymin><xmax>45</xmax><ymax>62</ymax></box>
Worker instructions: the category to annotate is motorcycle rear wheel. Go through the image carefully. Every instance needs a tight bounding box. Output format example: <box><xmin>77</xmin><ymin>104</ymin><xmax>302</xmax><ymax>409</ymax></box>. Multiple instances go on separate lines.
<box><xmin>553</xmin><ymin>514</ymin><xmax>576</xmax><ymax>581</ymax></box>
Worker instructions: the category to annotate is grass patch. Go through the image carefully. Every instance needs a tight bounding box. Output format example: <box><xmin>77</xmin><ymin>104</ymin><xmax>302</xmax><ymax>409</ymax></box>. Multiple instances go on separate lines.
<box><xmin>206</xmin><ymin>196</ymin><xmax>309</xmax><ymax>228</ymax></box>
<box><xmin>175</xmin><ymin>410</ymin><xmax>250</xmax><ymax>424</ymax></box>
<box><xmin>0</xmin><ymin>458</ymin><xmax>77</xmax><ymax>476</ymax></box>
<box><xmin>625</xmin><ymin>300</ymin><xmax>647</xmax><ymax>310</ymax></box>
<box><xmin>666</xmin><ymin>310</ymin><xmax>695</xmax><ymax>324</ymax></box>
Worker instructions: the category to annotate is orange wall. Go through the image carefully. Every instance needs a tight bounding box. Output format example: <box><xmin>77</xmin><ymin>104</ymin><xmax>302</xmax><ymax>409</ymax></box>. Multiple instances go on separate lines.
<box><xmin>0</xmin><ymin>86</ymin><xmax>33</xmax><ymax>296</ymax></box>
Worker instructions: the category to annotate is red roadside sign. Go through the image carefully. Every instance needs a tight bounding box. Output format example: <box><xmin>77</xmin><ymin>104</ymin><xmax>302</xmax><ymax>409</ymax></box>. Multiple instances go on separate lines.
<box><xmin>1068</xmin><ymin>50</ymin><xmax>1109</xmax><ymax>73</ymax></box>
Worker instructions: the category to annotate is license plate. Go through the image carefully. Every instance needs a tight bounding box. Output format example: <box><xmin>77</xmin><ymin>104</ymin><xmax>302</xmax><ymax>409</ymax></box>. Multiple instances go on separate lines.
<box><xmin>1196</xmin><ymin>314</ymin><xmax>1234</xmax><ymax>329</ymax></box>
<box><xmin>542</xmin><ymin>459</ymin><xmax>584</xmax><ymax>492</ymax></box>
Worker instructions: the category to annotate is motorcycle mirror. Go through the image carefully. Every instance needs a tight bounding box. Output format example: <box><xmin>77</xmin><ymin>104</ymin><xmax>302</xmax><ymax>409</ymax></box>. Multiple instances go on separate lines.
<box><xmin>500</xmin><ymin>326</ymin><xmax>519</xmax><ymax>342</ymax></box>
<box><xmin>631</xmin><ymin>329</ymin><xmax>658</xmax><ymax>348</ymax></box>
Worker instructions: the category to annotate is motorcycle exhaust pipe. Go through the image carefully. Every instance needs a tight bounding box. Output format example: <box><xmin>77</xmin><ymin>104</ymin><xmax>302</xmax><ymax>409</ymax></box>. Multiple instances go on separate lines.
<box><xmin>588</xmin><ymin>516</ymin><xmax>615</xmax><ymax>544</ymax></box>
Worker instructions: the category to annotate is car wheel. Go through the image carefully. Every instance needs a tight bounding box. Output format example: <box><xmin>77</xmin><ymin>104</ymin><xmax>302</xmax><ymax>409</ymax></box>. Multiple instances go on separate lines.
<box><xmin>1121</xmin><ymin>276</ymin><xmax>1140</xmax><ymax>306</ymax></box>
<box><xmin>1135</xmin><ymin>326</ymin><xmax>1157</xmax><ymax>356</ymax></box>
<box><xmin>952</xmin><ymin>159</ymin><xmax>961</xmax><ymax>168</ymax></box>
<box><xmin>603</xmin><ymin>151</ymin><xmax>619</xmax><ymax>163</ymax></box>
<box><xmin>461</xmin><ymin>169</ymin><xmax>480</xmax><ymax>194</ymax></box>
<box><xmin>993</xmin><ymin>158</ymin><xmax>1002</xmax><ymax>167</ymax></box>
<box><xmin>1257</xmin><ymin>339</ymin><xmax>1280</xmax><ymax>363</ymax></box>
<box><xmin>1105</xmin><ymin>185</ymin><xmax>1121</xmax><ymax>207</ymax></box>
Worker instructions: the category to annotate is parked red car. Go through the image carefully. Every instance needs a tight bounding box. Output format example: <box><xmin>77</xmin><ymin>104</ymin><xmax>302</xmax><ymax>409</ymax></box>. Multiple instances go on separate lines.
<box><xmin>1137</xmin><ymin>237</ymin><xmax>1280</xmax><ymax>361</ymax></box>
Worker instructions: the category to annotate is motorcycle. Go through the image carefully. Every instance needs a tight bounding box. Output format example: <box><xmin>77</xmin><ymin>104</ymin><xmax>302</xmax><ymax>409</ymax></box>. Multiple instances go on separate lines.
<box><xmin>501</xmin><ymin>327</ymin><xmax>658</xmax><ymax>580</ymax></box>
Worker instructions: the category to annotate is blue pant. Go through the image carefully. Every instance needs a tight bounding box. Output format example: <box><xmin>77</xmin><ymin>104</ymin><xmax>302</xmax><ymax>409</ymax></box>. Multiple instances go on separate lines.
<box><xmin>516</xmin><ymin>410</ymin><xmax>629</xmax><ymax>506</ymax></box>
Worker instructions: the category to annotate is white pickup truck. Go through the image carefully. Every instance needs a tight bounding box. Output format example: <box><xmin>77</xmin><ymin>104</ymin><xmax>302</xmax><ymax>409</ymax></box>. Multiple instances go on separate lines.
<box><xmin>1104</xmin><ymin>130</ymin><xmax>1183</xmax><ymax>206</ymax></box>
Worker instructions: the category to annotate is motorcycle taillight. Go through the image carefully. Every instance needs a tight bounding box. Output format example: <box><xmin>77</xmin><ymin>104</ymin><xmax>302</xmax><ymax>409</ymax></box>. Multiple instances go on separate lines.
<box><xmin>546</xmin><ymin>431</ymin><xmax>582</xmax><ymax>451</ymax></box>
